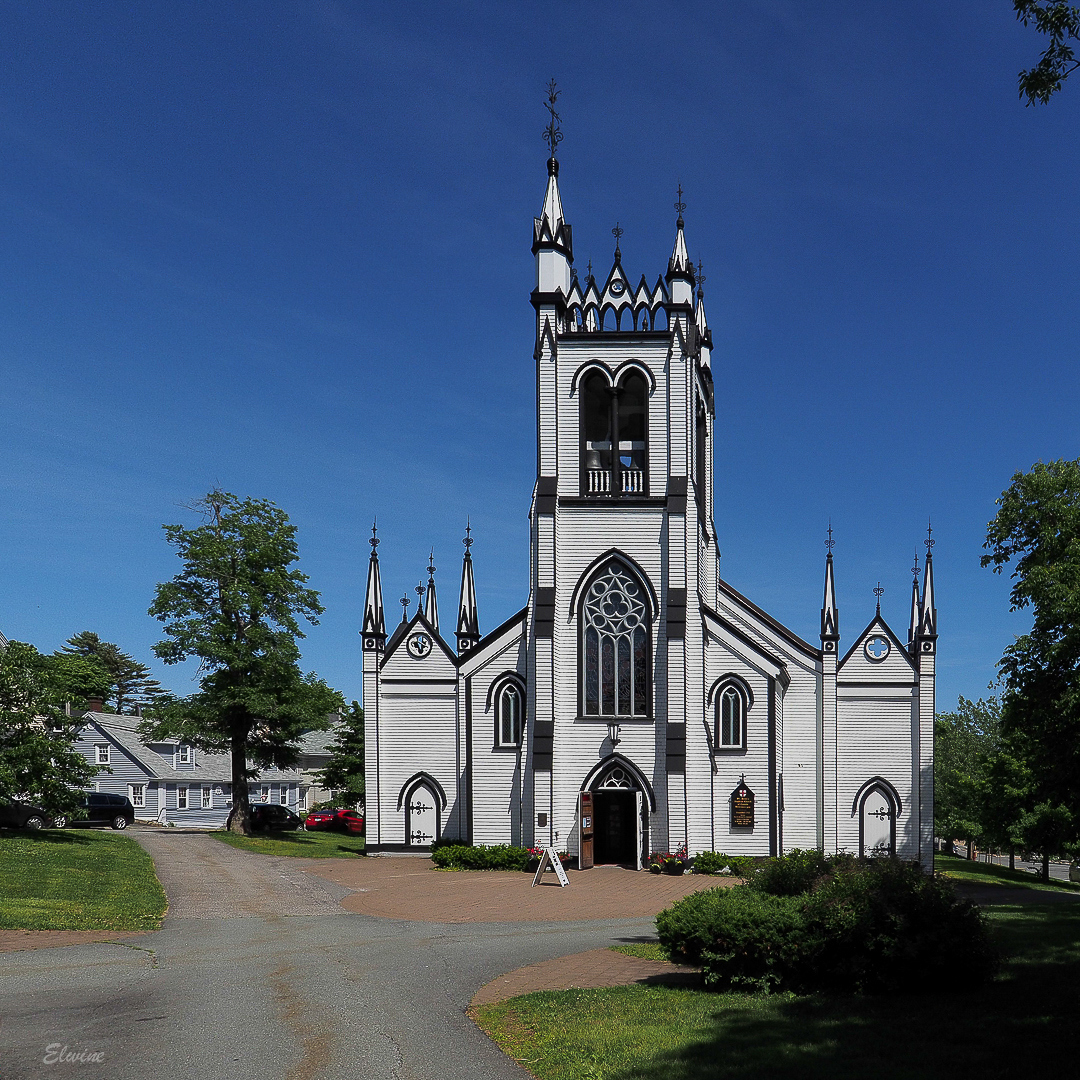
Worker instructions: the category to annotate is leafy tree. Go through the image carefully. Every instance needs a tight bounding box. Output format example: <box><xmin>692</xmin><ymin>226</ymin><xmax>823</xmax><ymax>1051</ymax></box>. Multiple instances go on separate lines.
<box><xmin>982</xmin><ymin>458</ymin><xmax>1080</xmax><ymax>874</ymax></box>
<box><xmin>142</xmin><ymin>490</ymin><xmax>343</xmax><ymax>834</ymax></box>
<box><xmin>0</xmin><ymin>641</ymin><xmax>100</xmax><ymax>811</ymax></box>
<box><xmin>314</xmin><ymin>700</ymin><xmax>364</xmax><ymax>804</ymax></box>
<box><xmin>59</xmin><ymin>631</ymin><xmax>166</xmax><ymax>715</ymax></box>
<box><xmin>1015</xmin><ymin>2</ymin><xmax>1080</xmax><ymax>104</ymax></box>
<box><xmin>935</xmin><ymin>696</ymin><xmax>1001</xmax><ymax>854</ymax></box>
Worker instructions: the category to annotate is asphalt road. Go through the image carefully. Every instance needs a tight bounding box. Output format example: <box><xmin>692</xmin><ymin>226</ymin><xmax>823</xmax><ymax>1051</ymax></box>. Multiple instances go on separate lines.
<box><xmin>0</xmin><ymin>831</ymin><xmax>655</xmax><ymax>1080</ymax></box>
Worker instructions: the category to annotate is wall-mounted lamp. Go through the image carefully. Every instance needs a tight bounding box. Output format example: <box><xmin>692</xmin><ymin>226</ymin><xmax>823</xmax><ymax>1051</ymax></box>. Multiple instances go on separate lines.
<box><xmin>607</xmin><ymin>720</ymin><xmax>621</xmax><ymax>746</ymax></box>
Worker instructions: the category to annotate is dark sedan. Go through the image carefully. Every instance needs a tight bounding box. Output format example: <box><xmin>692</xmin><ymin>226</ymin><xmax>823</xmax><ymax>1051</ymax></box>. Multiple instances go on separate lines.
<box><xmin>0</xmin><ymin>798</ymin><xmax>58</xmax><ymax>830</ymax></box>
<box><xmin>304</xmin><ymin>808</ymin><xmax>364</xmax><ymax>834</ymax></box>
<box><xmin>249</xmin><ymin>804</ymin><xmax>305</xmax><ymax>832</ymax></box>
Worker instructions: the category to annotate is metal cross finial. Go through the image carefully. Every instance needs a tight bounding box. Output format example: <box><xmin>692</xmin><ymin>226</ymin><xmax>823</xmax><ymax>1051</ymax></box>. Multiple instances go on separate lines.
<box><xmin>612</xmin><ymin>222</ymin><xmax>623</xmax><ymax>259</ymax></box>
<box><xmin>696</xmin><ymin>259</ymin><xmax>706</xmax><ymax>298</ymax></box>
<box><xmin>400</xmin><ymin>593</ymin><xmax>410</xmax><ymax>619</ymax></box>
<box><xmin>925</xmin><ymin>519</ymin><xmax>935</xmax><ymax>556</ymax></box>
<box><xmin>825</xmin><ymin>521</ymin><xmax>835</xmax><ymax>553</ymax></box>
<box><xmin>543</xmin><ymin>79</ymin><xmax>563</xmax><ymax>159</ymax></box>
<box><xmin>415</xmin><ymin>581</ymin><xmax>425</xmax><ymax>612</ymax></box>
<box><xmin>911</xmin><ymin>550</ymin><xmax>920</xmax><ymax>581</ymax></box>
<box><xmin>586</xmin><ymin>259</ymin><xmax>593</xmax><ymax>281</ymax></box>
<box><xmin>427</xmin><ymin>548</ymin><xmax>436</xmax><ymax>580</ymax></box>
<box><xmin>874</xmin><ymin>581</ymin><xmax>885</xmax><ymax>613</ymax></box>
<box><xmin>463</xmin><ymin>519</ymin><xmax>474</xmax><ymax>553</ymax></box>
<box><xmin>675</xmin><ymin>183</ymin><xmax>686</xmax><ymax>225</ymax></box>
<box><xmin>370</xmin><ymin>519</ymin><xmax>379</xmax><ymax>551</ymax></box>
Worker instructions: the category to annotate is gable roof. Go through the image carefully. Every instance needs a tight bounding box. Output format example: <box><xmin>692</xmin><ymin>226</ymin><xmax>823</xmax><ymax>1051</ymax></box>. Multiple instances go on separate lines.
<box><xmin>382</xmin><ymin>609</ymin><xmax>457</xmax><ymax>667</ymax></box>
<box><xmin>837</xmin><ymin>614</ymin><xmax>917</xmax><ymax>675</ymax></box>
<box><xmin>716</xmin><ymin>578</ymin><xmax>821</xmax><ymax>660</ymax></box>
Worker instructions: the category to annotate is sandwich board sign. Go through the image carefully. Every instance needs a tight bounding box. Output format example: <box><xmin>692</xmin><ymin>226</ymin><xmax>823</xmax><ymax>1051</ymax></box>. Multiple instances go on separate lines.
<box><xmin>531</xmin><ymin>846</ymin><xmax>570</xmax><ymax>887</ymax></box>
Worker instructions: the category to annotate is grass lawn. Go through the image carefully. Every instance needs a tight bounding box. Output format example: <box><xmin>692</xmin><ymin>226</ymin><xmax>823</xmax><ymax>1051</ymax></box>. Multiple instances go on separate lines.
<box><xmin>211</xmin><ymin>828</ymin><xmax>365</xmax><ymax>858</ymax></box>
<box><xmin>476</xmin><ymin>901</ymin><xmax>1080</xmax><ymax>1079</ymax></box>
<box><xmin>0</xmin><ymin>830</ymin><xmax>166</xmax><ymax>932</ymax></box>
<box><xmin>935</xmin><ymin>852</ymin><xmax>1080</xmax><ymax>892</ymax></box>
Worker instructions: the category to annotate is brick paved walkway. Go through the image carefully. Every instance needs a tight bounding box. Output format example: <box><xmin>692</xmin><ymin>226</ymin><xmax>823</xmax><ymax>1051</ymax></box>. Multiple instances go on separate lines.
<box><xmin>470</xmin><ymin>947</ymin><xmax>700</xmax><ymax>1007</ymax></box>
<box><xmin>306</xmin><ymin>857</ymin><xmax>729</xmax><ymax>922</ymax></box>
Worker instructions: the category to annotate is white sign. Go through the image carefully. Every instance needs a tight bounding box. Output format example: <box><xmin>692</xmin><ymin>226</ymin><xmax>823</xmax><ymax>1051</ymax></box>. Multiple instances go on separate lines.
<box><xmin>531</xmin><ymin>846</ymin><xmax>570</xmax><ymax>888</ymax></box>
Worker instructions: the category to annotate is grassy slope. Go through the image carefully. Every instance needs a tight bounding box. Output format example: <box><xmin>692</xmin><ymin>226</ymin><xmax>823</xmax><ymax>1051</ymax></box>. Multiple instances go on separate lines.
<box><xmin>0</xmin><ymin>830</ymin><xmax>166</xmax><ymax>931</ymax></box>
<box><xmin>211</xmin><ymin>829</ymin><xmax>365</xmax><ymax>858</ymax></box>
<box><xmin>478</xmin><ymin>886</ymin><xmax>1080</xmax><ymax>1078</ymax></box>
<box><xmin>935</xmin><ymin>852</ymin><xmax>1080</xmax><ymax>892</ymax></box>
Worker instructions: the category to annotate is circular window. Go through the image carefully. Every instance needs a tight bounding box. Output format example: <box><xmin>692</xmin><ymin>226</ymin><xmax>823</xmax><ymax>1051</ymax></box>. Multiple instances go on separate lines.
<box><xmin>610</xmin><ymin>280</ymin><xmax>624</xmax><ymax>295</ymax></box>
<box><xmin>864</xmin><ymin>635</ymin><xmax>890</xmax><ymax>662</ymax></box>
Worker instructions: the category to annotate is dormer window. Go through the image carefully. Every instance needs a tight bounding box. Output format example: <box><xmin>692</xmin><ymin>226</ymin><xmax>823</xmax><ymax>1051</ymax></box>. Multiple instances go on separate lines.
<box><xmin>580</xmin><ymin>370</ymin><xmax>648</xmax><ymax>496</ymax></box>
<box><xmin>176</xmin><ymin>744</ymin><xmax>191</xmax><ymax>764</ymax></box>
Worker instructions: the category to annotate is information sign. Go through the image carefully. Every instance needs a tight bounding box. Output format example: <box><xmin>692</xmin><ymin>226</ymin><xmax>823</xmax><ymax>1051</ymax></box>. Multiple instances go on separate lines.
<box><xmin>730</xmin><ymin>777</ymin><xmax>755</xmax><ymax>828</ymax></box>
<box><xmin>531</xmin><ymin>846</ymin><xmax>570</xmax><ymax>887</ymax></box>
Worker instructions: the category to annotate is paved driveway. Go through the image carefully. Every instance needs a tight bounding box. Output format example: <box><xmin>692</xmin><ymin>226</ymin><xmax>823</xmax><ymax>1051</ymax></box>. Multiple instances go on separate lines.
<box><xmin>0</xmin><ymin>831</ymin><xmax>673</xmax><ymax>1080</ymax></box>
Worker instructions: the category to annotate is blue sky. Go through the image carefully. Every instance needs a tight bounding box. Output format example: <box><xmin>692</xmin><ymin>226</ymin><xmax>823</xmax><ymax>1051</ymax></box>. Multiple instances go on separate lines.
<box><xmin>1</xmin><ymin>1</ymin><xmax>1076</xmax><ymax>712</ymax></box>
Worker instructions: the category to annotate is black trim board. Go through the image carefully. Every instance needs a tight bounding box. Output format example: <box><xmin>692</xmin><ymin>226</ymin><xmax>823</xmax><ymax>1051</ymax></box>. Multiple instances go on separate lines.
<box><xmin>715</xmin><ymin>579</ymin><xmax>820</xmax><ymax>660</ymax></box>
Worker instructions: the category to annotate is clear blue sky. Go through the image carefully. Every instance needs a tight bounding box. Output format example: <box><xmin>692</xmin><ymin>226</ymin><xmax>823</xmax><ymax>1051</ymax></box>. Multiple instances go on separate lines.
<box><xmin>1</xmin><ymin>1</ymin><xmax>1076</xmax><ymax>712</ymax></box>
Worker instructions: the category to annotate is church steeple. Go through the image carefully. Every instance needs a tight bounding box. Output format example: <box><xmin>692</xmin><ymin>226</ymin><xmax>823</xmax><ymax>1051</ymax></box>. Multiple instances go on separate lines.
<box><xmin>424</xmin><ymin>549</ymin><xmax>439</xmax><ymax>632</ymax></box>
<box><xmin>361</xmin><ymin>521</ymin><xmax>386</xmax><ymax>652</ymax></box>
<box><xmin>667</xmin><ymin>184</ymin><xmax>694</xmax><ymax>307</ymax></box>
<box><xmin>533</xmin><ymin>81</ymin><xmax>573</xmax><ymax>297</ymax></box>
<box><xmin>919</xmin><ymin>523</ymin><xmax>937</xmax><ymax>642</ymax></box>
<box><xmin>908</xmin><ymin>550</ymin><xmax>921</xmax><ymax>651</ymax></box>
<box><xmin>456</xmin><ymin>522</ymin><xmax>480</xmax><ymax>654</ymax></box>
<box><xmin>821</xmin><ymin>525</ymin><xmax>839</xmax><ymax>647</ymax></box>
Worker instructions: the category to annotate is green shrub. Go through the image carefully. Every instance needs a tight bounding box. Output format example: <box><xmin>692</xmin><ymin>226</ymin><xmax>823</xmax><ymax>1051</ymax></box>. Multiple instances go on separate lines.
<box><xmin>689</xmin><ymin>851</ymin><xmax>757</xmax><ymax>878</ymax></box>
<box><xmin>656</xmin><ymin>855</ymin><xmax>997</xmax><ymax>995</ymax></box>
<box><xmin>657</xmin><ymin>886</ymin><xmax>807</xmax><ymax>993</ymax></box>
<box><xmin>430</xmin><ymin>844</ymin><xmax>531</xmax><ymax>871</ymax></box>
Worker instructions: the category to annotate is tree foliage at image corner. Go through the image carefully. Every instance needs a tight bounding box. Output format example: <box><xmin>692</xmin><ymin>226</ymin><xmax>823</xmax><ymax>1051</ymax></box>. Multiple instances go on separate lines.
<box><xmin>142</xmin><ymin>490</ymin><xmax>343</xmax><ymax>834</ymax></box>
<box><xmin>1015</xmin><ymin>1</ymin><xmax>1080</xmax><ymax>104</ymax></box>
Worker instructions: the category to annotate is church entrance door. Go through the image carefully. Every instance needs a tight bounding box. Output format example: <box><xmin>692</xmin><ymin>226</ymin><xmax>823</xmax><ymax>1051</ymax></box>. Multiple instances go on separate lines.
<box><xmin>860</xmin><ymin>786</ymin><xmax>894</xmax><ymax>856</ymax></box>
<box><xmin>406</xmin><ymin>782</ymin><xmax>439</xmax><ymax>848</ymax></box>
<box><xmin>592</xmin><ymin>789</ymin><xmax>637</xmax><ymax>865</ymax></box>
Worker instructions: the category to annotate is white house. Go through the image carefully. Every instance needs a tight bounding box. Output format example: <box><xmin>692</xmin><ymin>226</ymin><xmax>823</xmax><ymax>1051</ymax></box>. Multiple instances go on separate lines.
<box><xmin>362</xmin><ymin>143</ymin><xmax>936</xmax><ymax>869</ymax></box>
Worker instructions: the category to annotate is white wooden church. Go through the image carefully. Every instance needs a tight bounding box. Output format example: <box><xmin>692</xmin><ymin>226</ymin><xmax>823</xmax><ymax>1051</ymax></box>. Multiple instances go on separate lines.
<box><xmin>362</xmin><ymin>128</ymin><xmax>937</xmax><ymax>870</ymax></box>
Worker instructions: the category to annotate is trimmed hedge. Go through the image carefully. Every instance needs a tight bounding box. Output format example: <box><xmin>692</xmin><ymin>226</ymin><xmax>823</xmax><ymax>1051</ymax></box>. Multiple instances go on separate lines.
<box><xmin>657</xmin><ymin>855</ymin><xmax>996</xmax><ymax>994</ymax></box>
<box><xmin>430</xmin><ymin>844</ymin><xmax>531</xmax><ymax>871</ymax></box>
<box><xmin>689</xmin><ymin>851</ymin><xmax>758</xmax><ymax>878</ymax></box>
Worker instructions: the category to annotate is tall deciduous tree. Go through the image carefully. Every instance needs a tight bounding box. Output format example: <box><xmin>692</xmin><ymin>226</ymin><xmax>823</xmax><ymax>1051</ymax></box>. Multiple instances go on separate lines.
<box><xmin>982</xmin><ymin>458</ymin><xmax>1080</xmax><ymax>873</ymax></box>
<box><xmin>59</xmin><ymin>631</ymin><xmax>165</xmax><ymax>714</ymax></box>
<box><xmin>142</xmin><ymin>490</ymin><xmax>343</xmax><ymax>834</ymax></box>
<box><xmin>0</xmin><ymin>641</ymin><xmax>101</xmax><ymax>810</ymax></box>
<box><xmin>314</xmin><ymin>700</ymin><xmax>364</xmax><ymax>805</ymax></box>
<box><xmin>1015</xmin><ymin>1</ymin><xmax>1080</xmax><ymax>104</ymax></box>
<box><xmin>935</xmin><ymin>697</ymin><xmax>1001</xmax><ymax>854</ymax></box>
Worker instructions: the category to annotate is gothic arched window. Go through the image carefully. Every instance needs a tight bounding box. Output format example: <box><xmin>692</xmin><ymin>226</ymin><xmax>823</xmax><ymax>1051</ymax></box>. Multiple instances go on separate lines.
<box><xmin>582</xmin><ymin>559</ymin><xmax>650</xmax><ymax>718</ymax></box>
<box><xmin>579</xmin><ymin>369</ymin><xmax>649</xmax><ymax>496</ymax></box>
<box><xmin>713</xmin><ymin>678</ymin><xmax>750</xmax><ymax>750</ymax></box>
<box><xmin>495</xmin><ymin>682</ymin><xmax>523</xmax><ymax>747</ymax></box>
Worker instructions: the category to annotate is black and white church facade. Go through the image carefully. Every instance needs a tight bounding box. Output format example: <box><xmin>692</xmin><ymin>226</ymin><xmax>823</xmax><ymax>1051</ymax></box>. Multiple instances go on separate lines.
<box><xmin>362</xmin><ymin>147</ymin><xmax>937</xmax><ymax>870</ymax></box>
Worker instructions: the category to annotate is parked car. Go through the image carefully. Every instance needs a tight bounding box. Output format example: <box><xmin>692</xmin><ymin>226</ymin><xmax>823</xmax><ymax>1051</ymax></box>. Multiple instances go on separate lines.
<box><xmin>304</xmin><ymin>808</ymin><xmax>364</xmax><ymax>834</ymax></box>
<box><xmin>65</xmin><ymin>793</ymin><xmax>136</xmax><ymax>830</ymax></box>
<box><xmin>0</xmin><ymin>798</ymin><xmax>59</xmax><ymax>830</ymax></box>
<box><xmin>250</xmin><ymin>804</ymin><xmax>305</xmax><ymax>832</ymax></box>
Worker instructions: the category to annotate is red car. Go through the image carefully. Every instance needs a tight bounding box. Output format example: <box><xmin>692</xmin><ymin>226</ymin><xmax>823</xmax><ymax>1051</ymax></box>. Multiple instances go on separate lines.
<box><xmin>304</xmin><ymin>808</ymin><xmax>364</xmax><ymax>835</ymax></box>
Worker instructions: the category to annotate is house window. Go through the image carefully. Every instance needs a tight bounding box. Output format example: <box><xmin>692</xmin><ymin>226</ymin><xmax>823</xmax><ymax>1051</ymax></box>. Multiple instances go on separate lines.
<box><xmin>496</xmin><ymin>683</ymin><xmax>523</xmax><ymax>747</ymax></box>
<box><xmin>128</xmin><ymin>784</ymin><xmax>145</xmax><ymax>808</ymax></box>
<box><xmin>95</xmin><ymin>745</ymin><xmax>110</xmax><ymax>764</ymax></box>
<box><xmin>713</xmin><ymin>679</ymin><xmax>751</xmax><ymax>750</ymax></box>
<box><xmin>580</xmin><ymin>370</ymin><xmax>648</xmax><ymax>496</ymax></box>
<box><xmin>201</xmin><ymin>786</ymin><xmax>212</xmax><ymax>809</ymax></box>
<box><xmin>279</xmin><ymin>786</ymin><xmax>288</xmax><ymax>805</ymax></box>
<box><xmin>261</xmin><ymin>786</ymin><xmax>269</xmax><ymax>803</ymax></box>
<box><xmin>177</xmin><ymin>786</ymin><xmax>188</xmax><ymax>810</ymax></box>
<box><xmin>581</xmin><ymin>558</ymin><xmax>650</xmax><ymax>718</ymax></box>
<box><xmin>176</xmin><ymin>745</ymin><xmax>191</xmax><ymax>764</ymax></box>
<box><xmin>298</xmin><ymin>787</ymin><xmax>308</xmax><ymax>811</ymax></box>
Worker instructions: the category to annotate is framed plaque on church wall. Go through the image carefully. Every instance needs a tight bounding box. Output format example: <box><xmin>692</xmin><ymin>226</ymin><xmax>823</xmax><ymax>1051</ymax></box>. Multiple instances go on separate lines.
<box><xmin>730</xmin><ymin>777</ymin><xmax>755</xmax><ymax>828</ymax></box>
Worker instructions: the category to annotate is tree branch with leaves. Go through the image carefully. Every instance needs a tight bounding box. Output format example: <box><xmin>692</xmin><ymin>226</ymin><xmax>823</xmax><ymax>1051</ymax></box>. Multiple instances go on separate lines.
<box><xmin>1015</xmin><ymin>1</ymin><xmax>1080</xmax><ymax>104</ymax></box>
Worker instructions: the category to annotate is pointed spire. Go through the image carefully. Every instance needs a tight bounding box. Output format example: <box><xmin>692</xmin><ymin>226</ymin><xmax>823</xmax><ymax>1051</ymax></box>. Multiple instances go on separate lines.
<box><xmin>873</xmin><ymin>582</ymin><xmax>884</xmax><ymax>615</ymax></box>
<box><xmin>456</xmin><ymin>521</ymin><xmax>481</xmax><ymax>654</ymax></box>
<box><xmin>667</xmin><ymin>184</ymin><xmax>694</xmax><ymax>306</ymax></box>
<box><xmin>612</xmin><ymin>222</ymin><xmax>623</xmax><ymax>263</ymax></box>
<box><xmin>362</xmin><ymin>520</ymin><xmax>386</xmax><ymax>651</ymax></box>
<box><xmin>533</xmin><ymin>79</ymin><xmax>572</xmax><ymax>273</ymax></box>
<box><xmin>908</xmin><ymin>550</ymin><xmax>921</xmax><ymax>649</ymax></box>
<box><xmin>821</xmin><ymin>523</ymin><xmax>839</xmax><ymax>645</ymax></box>
<box><xmin>424</xmin><ymin>548</ymin><xmax>439</xmax><ymax>631</ymax></box>
<box><xmin>919</xmin><ymin>521</ymin><xmax>937</xmax><ymax>640</ymax></box>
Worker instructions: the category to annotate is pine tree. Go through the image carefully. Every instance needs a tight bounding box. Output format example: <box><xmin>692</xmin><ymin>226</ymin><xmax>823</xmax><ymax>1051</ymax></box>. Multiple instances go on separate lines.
<box><xmin>315</xmin><ymin>700</ymin><xmax>364</xmax><ymax>804</ymax></box>
<box><xmin>59</xmin><ymin>631</ymin><xmax>165</xmax><ymax>714</ymax></box>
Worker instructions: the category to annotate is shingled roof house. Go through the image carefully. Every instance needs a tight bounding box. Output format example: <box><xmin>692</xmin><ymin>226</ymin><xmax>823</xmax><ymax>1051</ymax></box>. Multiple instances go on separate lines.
<box><xmin>72</xmin><ymin>704</ymin><xmax>342</xmax><ymax>826</ymax></box>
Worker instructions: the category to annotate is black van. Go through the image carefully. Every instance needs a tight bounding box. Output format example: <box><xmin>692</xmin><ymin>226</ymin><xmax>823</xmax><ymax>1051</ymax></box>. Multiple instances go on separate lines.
<box><xmin>61</xmin><ymin>792</ymin><xmax>136</xmax><ymax>830</ymax></box>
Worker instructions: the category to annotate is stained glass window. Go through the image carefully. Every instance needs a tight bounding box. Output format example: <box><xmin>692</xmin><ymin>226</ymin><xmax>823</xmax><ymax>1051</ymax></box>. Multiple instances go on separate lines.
<box><xmin>582</xmin><ymin>560</ymin><xmax>650</xmax><ymax>717</ymax></box>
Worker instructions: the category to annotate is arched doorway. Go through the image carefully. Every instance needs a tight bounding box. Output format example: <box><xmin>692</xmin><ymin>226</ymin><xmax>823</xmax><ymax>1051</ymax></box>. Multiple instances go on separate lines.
<box><xmin>860</xmin><ymin>784</ymin><xmax>896</xmax><ymax>856</ymax></box>
<box><xmin>591</xmin><ymin>764</ymin><xmax>643</xmax><ymax>867</ymax></box>
<box><xmin>405</xmin><ymin>779</ymin><xmax>440</xmax><ymax>848</ymax></box>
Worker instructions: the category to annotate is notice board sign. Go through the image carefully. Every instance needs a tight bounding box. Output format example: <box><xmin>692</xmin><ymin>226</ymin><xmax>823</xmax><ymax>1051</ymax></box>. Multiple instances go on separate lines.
<box><xmin>531</xmin><ymin>846</ymin><xmax>570</xmax><ymax>887</ymax></box>
<box><xmin>730</xmin><ymin>777</ymin><xmax>755</xmax><ymax>828</ymax></box>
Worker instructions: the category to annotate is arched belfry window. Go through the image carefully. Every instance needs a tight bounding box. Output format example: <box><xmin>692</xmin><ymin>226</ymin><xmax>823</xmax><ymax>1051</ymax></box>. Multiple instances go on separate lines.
<box><xmin>579</xmin><ymin>370</ymin><xmax>648</xmax><ymax>496</ymax></box>
<box><xmin>582</xmin><ymin>559</ymin><xmax>650</xmax><ymax>718</ymax></box>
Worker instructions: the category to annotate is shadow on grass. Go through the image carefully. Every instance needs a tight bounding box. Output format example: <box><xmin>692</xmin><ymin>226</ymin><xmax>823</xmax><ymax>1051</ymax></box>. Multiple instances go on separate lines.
<box><xmin>0</xmin><ymin>830</ymin><xmax>96</xmax><ymax>847</ymax></box>
<box><xmin>601</xmin><ymin>904</ymin><xmax>1080</xmax><ymax>1080</ymax></box>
